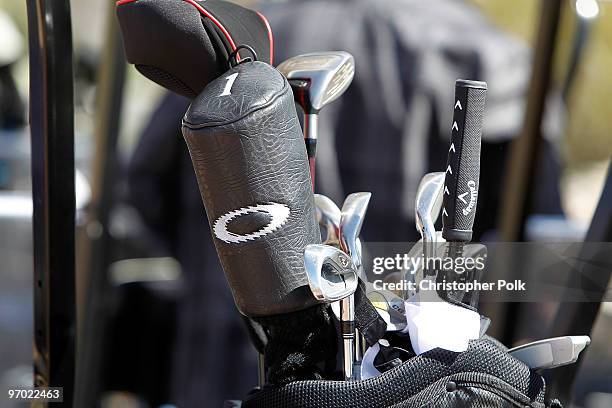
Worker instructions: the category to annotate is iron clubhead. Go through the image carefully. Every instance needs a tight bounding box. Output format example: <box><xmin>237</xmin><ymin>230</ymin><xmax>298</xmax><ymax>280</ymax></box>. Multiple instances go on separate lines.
<box><xmin>415</xmin><ymin>172</ymin><xmax>445</xmax><ymax>244</ymax></box>
<box><xmin>339</xmin><ymin>192</ymin><xmax>372</xmax><ymax>273</ymax></box>
<box><xmin>277</xmin><ymin>51</ymin><xmax>355</xmax><ymax>114</ymax></box>
<box><xmin>314</xmin><ymin>194</ymin><xmax>341</xmax><ymax>246</ymax></box>
<box><xmin>304</xmin><ymin>244</ymin><xmax>358</xmax><ymax>302</ymax></box>
<box><xmin>402</xmin><ymin>232</ymin><xmax>446</xmax><ymax>300</ymax></box>
<box><xmin>367</xmin><ymin>288</ymin><xmax>407</xmax><ymax>332</ymax></box>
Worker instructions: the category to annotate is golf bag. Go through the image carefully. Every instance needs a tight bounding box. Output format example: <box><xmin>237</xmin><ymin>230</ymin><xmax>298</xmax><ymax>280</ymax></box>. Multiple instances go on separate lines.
<box><xmin>179</xmin><ymin>60</ymin><xmax>563</xmax><ymax>408</ymax></box>
<box><xmin>240</xmin><ymin>337</ymin><xmax>561</xmax><ymax>408</ymax></box>
<box><xmin>116</xmin><ymin>3</ymin><xmax>571</xmax><ymax>407</ymax></box>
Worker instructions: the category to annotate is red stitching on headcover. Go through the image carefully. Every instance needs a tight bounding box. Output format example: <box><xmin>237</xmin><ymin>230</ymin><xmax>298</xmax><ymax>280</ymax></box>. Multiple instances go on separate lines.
<box><xmin>256</xmin><ymin>11</ymin><xmax>274</xmax><ymax>65</ymax></box>
<box><xmin>182</xmin><ymin>0</ymin><xmax>238</xmax><ymax>53</ymax></box>
<box><xmin>116</xmin><ymin>0</ymin><xmax>261</xmax><ymax>64</ymax></box>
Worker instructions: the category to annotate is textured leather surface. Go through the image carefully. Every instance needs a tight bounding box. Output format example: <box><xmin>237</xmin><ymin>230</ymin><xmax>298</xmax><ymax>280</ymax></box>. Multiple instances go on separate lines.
<box><xmin>182</xmin><ymin>61</ymin><xmax>321</xmax><ymax>317</ymax></box>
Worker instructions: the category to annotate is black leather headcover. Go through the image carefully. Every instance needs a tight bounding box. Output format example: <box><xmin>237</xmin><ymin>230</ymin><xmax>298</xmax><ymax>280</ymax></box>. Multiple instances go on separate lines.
<box><xmin>116</xmin><ymin>0</ymin><xmax>273</xmax><ymax>98</ymax></box>
<box><xmin>182</xmin><ymin>61</ymin><xmax>321</xmax><ymax>317</ymax></box>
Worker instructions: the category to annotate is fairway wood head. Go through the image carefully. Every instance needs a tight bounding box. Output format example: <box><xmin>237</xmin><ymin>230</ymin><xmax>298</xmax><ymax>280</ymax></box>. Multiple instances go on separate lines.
<box><xmin>339</xmin><ymin>192</ymin><xmax>372</xmax><ymax>273</ymax></box>
<box><xmin>304</xmin><ymin>244</ymin><xmax>358</xmax><ymax>302</ymax></box>
<box><xmin>314</xmin><ymin>194</ymin><xmax>341</xmax><ymax>246</ymax></box>
<box><xmin>415</xmin><ymin>172</ymin><xmax>445</xmax><ymax>243</ymax></box>
<box><xmin>277</xmin><ymin>51</ymin><xmax>355</xmax><ymax>114</ymax></box>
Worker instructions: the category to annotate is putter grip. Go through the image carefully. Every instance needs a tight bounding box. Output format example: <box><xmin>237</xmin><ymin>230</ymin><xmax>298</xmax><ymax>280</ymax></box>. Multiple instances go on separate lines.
<box><xmin>182</xmin><ymin>61</ymin><xmax>321</xmax><ymax>317</ymax></box>
<box><xmin>442</xmin><ymin>80</ymin><xmax>487</xmax><ymax>242</ymax></box>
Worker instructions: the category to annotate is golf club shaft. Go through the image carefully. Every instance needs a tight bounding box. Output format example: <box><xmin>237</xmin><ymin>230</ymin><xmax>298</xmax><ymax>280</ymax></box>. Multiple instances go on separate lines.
<box><xmin>340</xmin><ymin>294</ymin><xmax>355</xmax><ymax>380</ymax></box>
<box><xmin>422</xmin><ymin>230</ymin><xmax>436</xmax><ymax>277</ymax></box>
<box><xmin>258</xmin><ymin>353</ymin><xmax>266</xmax><ymax>386</ymax></box>
<box><xmin>304</xmin><ymin>101</ymin><xmax>352</xmax><ymax>378</ymax></box>
<box><xmin>303</xmin><ymin>113</ymin><xmax>318</xmax><ymax>186</ymax></box>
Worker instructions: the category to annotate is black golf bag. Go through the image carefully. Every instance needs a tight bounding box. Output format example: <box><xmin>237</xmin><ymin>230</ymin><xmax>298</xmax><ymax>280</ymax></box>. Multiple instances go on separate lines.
<box><xmin>181</xmin><ymin>60</ymin><xmax>563</xmax><ymax>408</ymax></box>
<box><xmin>238</xmin><ymin>337</ymin><xmax>560</xmax><ymax>408</ymax></box>
<box><xmin>183</xmin><ymin>57</ymin><xmax>569</xmax><ymax>408</ymax></box>
<box><xmin>116</xmin><ymin>2</ymin><xmax>573</xmax><ymax>407</ymax></box>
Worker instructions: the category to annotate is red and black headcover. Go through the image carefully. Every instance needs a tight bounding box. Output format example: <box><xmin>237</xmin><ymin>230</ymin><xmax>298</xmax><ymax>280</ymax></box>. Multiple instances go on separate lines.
<box><xmin>116</xmin><ymin>0</ymin><xmax>274</xmax><ymax>98</ymax></box>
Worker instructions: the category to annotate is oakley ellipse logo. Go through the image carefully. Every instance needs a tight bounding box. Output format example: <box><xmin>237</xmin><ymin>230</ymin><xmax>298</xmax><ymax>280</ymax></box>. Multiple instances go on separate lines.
<box><xmin>213</xmin><ymin>203</ymin><xmax>290</xmax><ymax>244</ymax></box>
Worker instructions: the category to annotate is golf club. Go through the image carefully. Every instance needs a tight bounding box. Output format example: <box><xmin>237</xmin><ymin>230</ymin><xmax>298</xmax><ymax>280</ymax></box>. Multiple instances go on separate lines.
<box><xmin>314</xmin><ymin>194</ymin><xmax>342</xmax><ymax>246</ymax></box>
<box><xmin>367</xmin><ymin>289</ymin><xmax>407</xmax><ymax>332</ymax></box>
<box><xmin>401</xmin><ymin>80</ymin><xmax>487</xmax><ymax>357</ymax></box>
<box><xmin>339</xmin><ymin>192</ymin><xmax>371</xmax><ymax>276</ymax></box>
<box><xmin>315</xmin><ymin>193</ymin><xmax>364</xmax><ymax>253</ymax></box>
<box><xmin>277</xmin><ymin>51</ymin><xmax>355</xmax><ymax>184</ymax></box>
<box><xmin>440</xmin><ymin>79</ymin><xmax>487</xmax><ymax>305</ymax></box>
<box><xmin>339</xmin><ymin>192</ymin><xmax>372</xmax><ymax>375</ymax></box>
<box><xmin>316</xmin><ymin>192</ymin><xmax>379</xmax><ymax>363</ymax></box>
<box><xmin>441</xmin><ymin>80</ymin><xmax>487</xmax><ymax>246</ymax></box>
<box><xmin>508</xmin><ymin>336</ymin><xmax>590</xmax><ymax>370</ymax></box>
<box><xmin>415</xmin><ymin>172</ymin><xmax>445</xmax><ymax>275</ymax></box>
<box><xmin>315</xmin><ymin>193</ymin><xmax>352</xmax><ymax>325</ymax></box>
<box><xmin>304</xmin><ymin>244</ymin><xmax>359</xmax><ymax>380</ymax></box>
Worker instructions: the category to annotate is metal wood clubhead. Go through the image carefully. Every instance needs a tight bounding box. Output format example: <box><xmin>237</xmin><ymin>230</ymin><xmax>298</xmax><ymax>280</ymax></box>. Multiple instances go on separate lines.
<box><xmin>277</xmin><ymin>52</ymin><xmax>355</xmax><ymax>184</ymax></box>
<box><xmin>277</xmin><ymin>51</ymin><xmax>355</xmax><ymax>114</ymax></box>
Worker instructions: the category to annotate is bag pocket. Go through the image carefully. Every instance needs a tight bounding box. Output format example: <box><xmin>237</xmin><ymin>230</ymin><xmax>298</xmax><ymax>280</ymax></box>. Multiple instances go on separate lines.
<box><xmin>395</xmin><ymin>372</ymin><xmax>546</xmax><ymax>408</ymax></box>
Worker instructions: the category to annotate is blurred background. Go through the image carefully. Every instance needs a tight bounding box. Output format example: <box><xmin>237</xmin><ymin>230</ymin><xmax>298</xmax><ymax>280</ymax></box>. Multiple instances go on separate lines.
<box><xmin>0</xmin><ymin>0</ymin><xmax>611</xmax><ymax>407</ymax></box>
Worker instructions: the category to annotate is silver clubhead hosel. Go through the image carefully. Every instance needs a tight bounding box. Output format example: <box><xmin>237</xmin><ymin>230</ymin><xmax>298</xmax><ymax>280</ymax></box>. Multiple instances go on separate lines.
<box><xmin>415</xmin><ymin>172</ymin><xmax>445</xmax><ymax>272</ymax></box>
<box><xmin>339</xmin><ymin>192</ymin><xmax>372</xmax><ymax>276</ymax></box>
<box><xmin>315</xmin><ymin>193</ymin><xmax>363</xmax><ymax>254</ymax></box>
<box><xmin>304</xmin><ymin>244</ymin><xmax>358</xmax><ymax>380</ymax></box>
<box><xmin>314</xmin><ymin>194</ymin><xmax>342</xmax><ymax>246</ymax></box>
<box><xmin>277</xmin><ymin>52</ymin><xmax>355</xmax><ymax>183</ymax></box>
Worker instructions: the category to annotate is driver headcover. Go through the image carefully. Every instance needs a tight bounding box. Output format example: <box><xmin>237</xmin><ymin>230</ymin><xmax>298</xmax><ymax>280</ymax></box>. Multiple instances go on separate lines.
<box><xmin>116</xmin><ymin>0</ymin><xmax>273</xmax><ymax>98</ymax></box>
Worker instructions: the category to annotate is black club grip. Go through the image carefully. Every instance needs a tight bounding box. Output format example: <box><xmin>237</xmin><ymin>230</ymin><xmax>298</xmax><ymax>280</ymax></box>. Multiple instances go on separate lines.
<box><xmin>442</xmin><ymin>80</ymin><xmax>487</xmax><ymax>242</ymax></box>
<box><xmin>182</xmin><ymin>61</ymin><xmax>321</xmax><ymax>317</ymax></box>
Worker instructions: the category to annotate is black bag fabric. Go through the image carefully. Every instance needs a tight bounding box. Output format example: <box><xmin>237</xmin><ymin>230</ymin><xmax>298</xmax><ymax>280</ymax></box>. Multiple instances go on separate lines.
<box><xmin>241</xmin><ymin>338</ymin><xmax>556</xmax><ymax>408</ymax></box>
<box><xmin>116</xmin><ymin>0</ymin><xmax>273</xmax><ymax>98</ymax></box>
